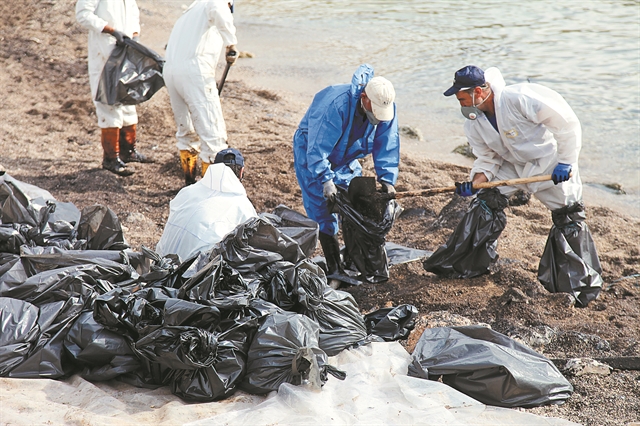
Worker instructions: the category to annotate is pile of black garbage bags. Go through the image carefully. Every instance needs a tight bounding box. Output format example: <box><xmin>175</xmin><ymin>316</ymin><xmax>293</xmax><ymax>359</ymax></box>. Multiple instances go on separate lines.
<box><xmin>1</xmin><ymin>174</ymin><xmax>573</xmax><ymax>408</ymax></box>
<box><xmin>0</xmin><ymin>174</ymin><xmax>417</xmax><ymax>402</ymax></box>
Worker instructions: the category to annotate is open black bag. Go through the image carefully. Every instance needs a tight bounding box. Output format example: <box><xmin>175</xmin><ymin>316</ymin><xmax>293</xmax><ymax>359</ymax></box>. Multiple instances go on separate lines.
<box><xmin>423</xmin><ymin>188</ymin><xmax>508</xmax><ymax>278</ymax></box>
<box><xmin>333</xmin><ymin>190</ymin><xmax>402</xmax><ymax>283</ymax></box>
<box><xmin>538</xmin><ymin>202</ymin><xmax>603</xmax><ymax>307</ymax></box>
<box><xmin>95</xmin><ymin>38</ymin><xmax>165</xmax><ymax>106</ymax></box>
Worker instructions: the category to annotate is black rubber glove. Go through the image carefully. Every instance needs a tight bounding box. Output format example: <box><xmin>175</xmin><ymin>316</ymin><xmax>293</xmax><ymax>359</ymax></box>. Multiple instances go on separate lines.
<box><xmin>111</xmin><ymin>29</ymin><xmax>128</xmax><ymax>46</ymax></box>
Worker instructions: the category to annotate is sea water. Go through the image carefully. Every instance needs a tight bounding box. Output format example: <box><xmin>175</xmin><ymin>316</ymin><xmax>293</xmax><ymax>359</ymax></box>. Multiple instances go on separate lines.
<box><xmin>229</xmin><ymin>0</ymin><xmax>639</xmax><ymax>217</ymax></box>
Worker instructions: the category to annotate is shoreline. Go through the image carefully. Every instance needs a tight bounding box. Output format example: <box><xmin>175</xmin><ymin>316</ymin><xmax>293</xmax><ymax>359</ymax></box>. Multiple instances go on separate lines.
<box><xmin>227</xmin><ymin>54</ymin><xmax>639</xmax><ymax>220</ymax></box>
<box><xmin>137</xmin><ymin>0</ymin><xmax>638</xmax><ymax>219</ymax></box>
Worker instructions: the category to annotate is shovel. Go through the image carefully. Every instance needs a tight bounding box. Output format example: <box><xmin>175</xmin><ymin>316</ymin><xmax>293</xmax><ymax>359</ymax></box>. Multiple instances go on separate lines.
<box><xmin>217</xmin><ymin>51</ymin><xmax>237</xmax><ymax>95</ymax></box>
<box><xmin>349</xmin><ymin>174</ymin><xmax>556</xmax><ymax>207</ymax></box>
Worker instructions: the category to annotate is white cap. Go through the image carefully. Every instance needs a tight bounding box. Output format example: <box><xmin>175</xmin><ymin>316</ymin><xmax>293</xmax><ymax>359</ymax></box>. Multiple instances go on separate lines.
<box><xmin>364</xmin><ymin>76</ymin><xmax>395</xmax><ymax>121</ymax></box>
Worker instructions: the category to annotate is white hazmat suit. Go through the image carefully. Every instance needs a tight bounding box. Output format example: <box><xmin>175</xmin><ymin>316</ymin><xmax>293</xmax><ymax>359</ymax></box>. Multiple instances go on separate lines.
<box><xmin>163</xmin><ymin>0</ymin><xmax>237</xmax><ymax>164</ymax></box>
<box><xmin>156</xmin><ymin>163</ymin><xmax>257</xmax><ymax>261</ymax></box>
<box><xmin>465</xmin><ymin>68</ymin><xmax>582</xmax><ymax>210</ymax></box>
<box><xmin>76</xmin><ymin>0</ymin><xmax>140</xmax><ymax>129</ymax></box>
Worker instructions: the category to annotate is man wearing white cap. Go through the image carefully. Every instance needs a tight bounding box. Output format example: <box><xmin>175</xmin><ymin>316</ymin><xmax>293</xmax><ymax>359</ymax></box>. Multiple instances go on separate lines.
<box><xmin>293</xmin><ymin>63</ymin><xmax>400</xmax><ymax>287</ymax></box>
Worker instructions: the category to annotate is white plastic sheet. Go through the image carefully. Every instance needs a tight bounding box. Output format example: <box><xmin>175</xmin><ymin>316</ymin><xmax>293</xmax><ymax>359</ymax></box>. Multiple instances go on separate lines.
<box><xmin>0</xmin><ymin>342</ymin><xmax>578</xmax><ymax>425</ymax></box>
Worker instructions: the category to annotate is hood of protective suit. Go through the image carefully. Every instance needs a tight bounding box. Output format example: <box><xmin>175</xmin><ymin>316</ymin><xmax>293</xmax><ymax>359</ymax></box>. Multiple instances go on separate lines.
<box><xmin>350</xmin><ymin>63</ymin><xmax>375</xmax><ymax>99</ymax></box>
<box><xmin>155</xmin><ymin>163</ymin><xmax>256</xmax><ymax>260</ymax></box>
<box><xmin>484</xmin><ymin>67</ymin><xmax>506</xmax><ymax>99</ymax></box>
<box><xmin>199</xmin><ymin>163</ymin><xmax>246</xmax><ymax>195</ymax></box>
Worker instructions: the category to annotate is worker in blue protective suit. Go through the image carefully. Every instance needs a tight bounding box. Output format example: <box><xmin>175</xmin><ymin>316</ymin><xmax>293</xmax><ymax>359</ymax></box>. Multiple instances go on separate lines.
<box><xmin>293</xmin><ymin>64</ymin><xmax>400</xmax><ymax>287</ymax></box>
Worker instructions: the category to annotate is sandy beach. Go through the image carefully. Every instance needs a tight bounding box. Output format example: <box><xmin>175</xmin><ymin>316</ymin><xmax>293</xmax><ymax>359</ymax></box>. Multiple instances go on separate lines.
<box><xmin>1</xmin><ymin>1</ymin><xmax>639</xmax><ymax>425</ymax></box>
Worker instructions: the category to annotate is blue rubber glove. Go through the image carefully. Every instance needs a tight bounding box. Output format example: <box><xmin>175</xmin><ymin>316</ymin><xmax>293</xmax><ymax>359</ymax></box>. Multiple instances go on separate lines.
<box><xmin>551</xmin><ymin>163</ymin><xmax>572</xmax><ymax>185</ymax></box>
<box><xmin>455</xmin><ymin>181</ymin><xmax>478</xmax><ymax>197</ymax></box>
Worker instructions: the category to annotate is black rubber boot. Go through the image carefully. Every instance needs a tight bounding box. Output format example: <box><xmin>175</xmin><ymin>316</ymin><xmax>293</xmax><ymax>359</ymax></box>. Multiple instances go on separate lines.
<box><xmin>318</xmin><ymin>231</ymin><xmax>343</xmax><ymax>289</ymax></box>
<box><xmin>101</xmin><ymin>128</ymin><xmax>134</xmax><ymax>176</ymax></box>
<box><xmin>120</xmin><ymin>125</ymin><xmax>154</xmax><ymax>163</ymax></box>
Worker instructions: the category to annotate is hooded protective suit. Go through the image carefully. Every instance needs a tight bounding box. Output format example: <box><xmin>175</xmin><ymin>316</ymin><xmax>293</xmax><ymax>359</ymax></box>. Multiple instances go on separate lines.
<box><xmin>76</xmin><ymin>0</ymin><xmax>140</xmax><ymax>128</ymax></box>
<box><xmin>156</xmin><ymin>163</ymin><xmax>257</xmax><ymax>261</ymax></box>
<box><xmin>163</xmin><ymin>0</ymin><xmax>237</xmax><ymax>163</ymax></box>
<box><xmin>465</xmin><ymin>67</ymin><xmax>582</xmax><ymax>210</ymax></box>
<box><xmin>293</xmin><ymin>64</ymin><xmax>400</xmax><ymax>235</ymax></box>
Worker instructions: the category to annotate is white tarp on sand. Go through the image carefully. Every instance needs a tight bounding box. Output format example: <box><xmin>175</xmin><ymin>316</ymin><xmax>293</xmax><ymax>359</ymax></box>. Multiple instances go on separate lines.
<box><xmin>0</xmin><ymin>342</ymin><xmax>577</xmax><ymax>426</ymax></box>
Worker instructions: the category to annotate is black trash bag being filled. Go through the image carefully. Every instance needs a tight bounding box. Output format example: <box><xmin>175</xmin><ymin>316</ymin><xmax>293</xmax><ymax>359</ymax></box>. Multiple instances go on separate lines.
<box><xmin>538</xmin><ymin>202</ymin><xmax>603</xmax><ymax>308</ymax></box>
<box><xmin>408</xmin><ymin>326</ymin><xmax>573</xmax><ymax>408</ymax></box>
<box><xmin>423</xmin><ymin>188</ymin><xmax>508</xmax><ymax>278</ymax></box>
<box><xmin>333</xmin><ymin>189</ymin><xmax>402</xmax><ymax>283</ymax></box>
<box><xmin>240</xmin><ymin>311</ymin><xmax>345</xmax><ymax>395</ymax></box>
<box><xmin>95</xmin><ymin>38</ymin><xmax>165</xmax><ymax>106</ymax></box>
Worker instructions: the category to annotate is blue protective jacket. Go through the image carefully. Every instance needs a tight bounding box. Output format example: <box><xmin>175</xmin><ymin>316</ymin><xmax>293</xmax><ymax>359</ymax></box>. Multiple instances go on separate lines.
<box><xmin>293</xmin><ymin>64</ymin><xmax>400</xmax><ymax>235</ymax></box>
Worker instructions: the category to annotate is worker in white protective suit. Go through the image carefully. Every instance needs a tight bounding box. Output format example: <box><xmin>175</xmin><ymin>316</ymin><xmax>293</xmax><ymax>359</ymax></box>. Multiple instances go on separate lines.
<box><xmin>163</xmin><ymin>0</ymin><xmax>238</xmax><ymax>186</ymax></box>
<box><xmin>424</xmin><ymin>65</ymin><xmax>602</xmax><ymax>307</ymax></box>
<box><xmin>76</xmin><ymin>0</ymin><xmax>152</xmax><ymax>177</ymax></box>
<box><xmin>156</xmin><ymin>148</ymin><xmax>257</xmax><ymax>261</ymax></box>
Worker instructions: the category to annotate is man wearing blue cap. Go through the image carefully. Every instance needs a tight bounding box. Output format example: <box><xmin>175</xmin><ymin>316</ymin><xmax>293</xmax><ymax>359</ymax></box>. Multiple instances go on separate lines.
<box><xmin>424</xmin><ymin>65</ymin><xmax>602</xmax><ymax>307</ymax></box>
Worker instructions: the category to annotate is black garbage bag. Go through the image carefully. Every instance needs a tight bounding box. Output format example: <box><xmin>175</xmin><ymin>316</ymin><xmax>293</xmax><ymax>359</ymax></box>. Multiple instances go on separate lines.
<box><xmin>538</xmin><ymin>202</ymin><xmax>603</xmax><ymax>308</ymax></box>
<box><xmin>0</xmin><ymin>176</ymin><xmax>39</xmax><ymax>226</ymax></box>
<box><xmin>77</xmin><ymin>205</ymin><xmax>129</xmax><ymax>251</ymax></box>
<box><xmin>0</xmin><ymin>297</ymin><xmax>40</xmax><ymax>375</ymax></box>
<box><xmin>240</xmin><ymin>311</ymin><xmax>345</xmax><ymax>395</ymax></box>
<box><xmin>408</xmin><ymin>326</ymin><xmax>573</xmax><ymax>408</ymax></box>
<box><xmin>1</xmin><ymin>296</ymin><xmax>83</xmax><ymax>378</ymax></box>
<box><xmin>212</xmin><ymin>211</ymin><xmax>311</xmax><ymax>280</ymax></box>
<box><xmin>138</xmin><ymin>246</ymin><xmax>202</xmax><ymax>289</ymax></box>
<box><xmin>95</xmin><ymin>38</ymin><xmax>165</xmax><ymax>106</ymax></box>
<box><xmin>0</xmin><ymin>253</ymin><xmax>20</xmax><ymax>278</ymax></box>
<box><xmin>294</xmin><ymin>260</ymin><xmax>368</xmax><ymax>356</ymax></box>
<box><xmin>423</xmin><ymin>188</ymin><xmax>508</xmax><ymax>278</ymax></box>
<box><xmin>0</xmin><ymin>176</ymin><xmax>83</xmax><ymax>251</ymax></box>
<box><xmin>0</xmin><ymin>261</ymin><xmax>135</xmax><ymax>306</ymax></box>
<box><xmin>64</xmin><ymin>311</ymin><xmax>141</xmax><ymax>381</ymax></box>
<box><xmin>0</xmin><ymin>224</ymin><xmax>27</xmax><ymax>254</ymax></box>
<box><xmin>364</xmin><ymin>304</ymin><xmax>418</xmax><ymax>341</ymax></box>
<box><xmin>23</xmin><ymin>199</ymin><xmax>82</xmax><ymax>250</ymax></box>
<box><xmin>333</xmin><ymin>190</ymin><xmax>402</xmax><ymax>283</ymax></box>
<box><xmin>19</xmin><ymin>245</ymin><xmax>136</xmax><ymax>277</ymax></box>
<box><xmin>267</xmin><ymin>205</ymin><xmax>319</xmax><ymax>258</ymax></box>
<box><xmin>257</xmin><ymin>260</ymin><xmax>298</xmax><ymax>311</ymax></box>
<box><xmin>178</xmin><ymin>254</ymin><xmax>252</xmax><ymax>311</ymax></box>
<box><xmin>93</xmin><ymin>287</ymin><xmax>166</xmax><ymax>340</ymax></box>
<box><xmin>135</xmin><ymin>318</ymin><xmax>258</xmax><ymax>402</ymax></box>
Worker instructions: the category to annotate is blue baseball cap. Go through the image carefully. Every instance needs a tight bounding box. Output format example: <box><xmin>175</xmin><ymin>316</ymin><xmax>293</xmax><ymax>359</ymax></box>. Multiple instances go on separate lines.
<box><xmin>214</xmin><ymin>148</ymin><xmax>244</xmax><ymax>167</ymax></box>
<box><xmin>443</xmin><ymin>65</ymin><xmax>486</xmax><ymax>97</ymax></box>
